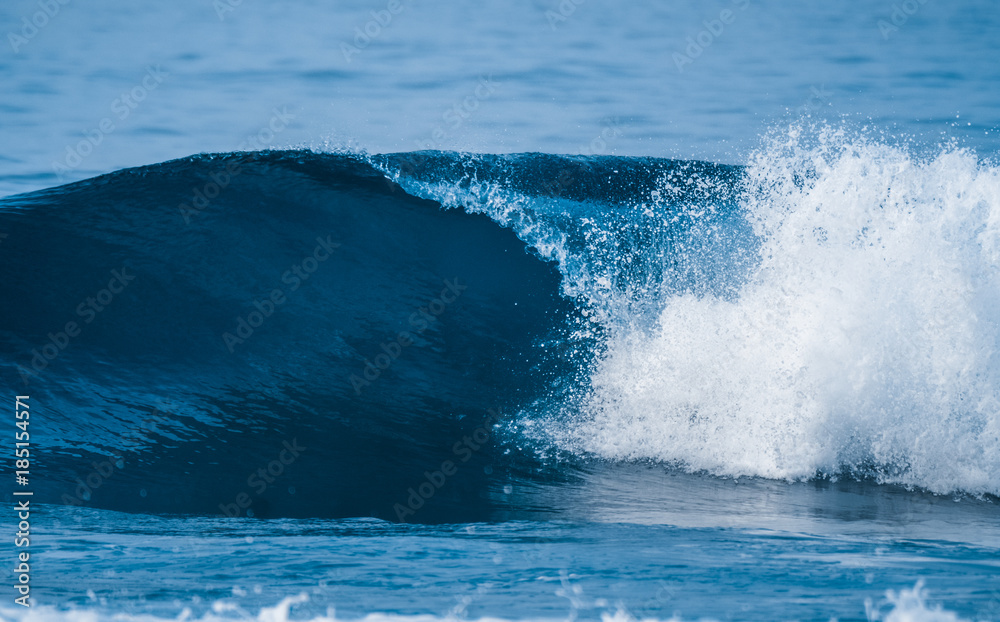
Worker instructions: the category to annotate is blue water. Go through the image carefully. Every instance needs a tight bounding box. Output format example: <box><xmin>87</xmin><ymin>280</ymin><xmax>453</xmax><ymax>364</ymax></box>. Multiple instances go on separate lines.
<box><xmin>2</xmin><ymin>1</ymin><xmax>1000</xmax><ymax>620</ymax></box>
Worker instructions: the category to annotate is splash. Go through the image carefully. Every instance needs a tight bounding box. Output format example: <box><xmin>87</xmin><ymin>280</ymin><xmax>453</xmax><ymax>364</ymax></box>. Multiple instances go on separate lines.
<box><xmin>553</xmin><ymin>126</ymin><xmax>1000</xmax><ymax>495</ymax></box>
<box><xmin>0</xmin><ymin>582</ymin><xmax>972</xmax><ymax>622</ymax></box>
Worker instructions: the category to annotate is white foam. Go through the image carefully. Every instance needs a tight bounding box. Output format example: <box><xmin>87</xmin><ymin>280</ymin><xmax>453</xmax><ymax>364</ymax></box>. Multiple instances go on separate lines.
<box><xmin>557</xmin><ymin>126</ymin><xmax>1000</xmax><ymax>495</ymax></box>
<box><xmin>378</xmin><ymin>131</ymin><xmax>1000</xmax><ymax>496</ymax></box>
<box><xmin>0</xmin><ymin>582</ymin><xmax>974</xmax><ymax>622</ymax></box>
<box><xmin>867</xmin><ymin>581</ymin><xmax>970</xmax><ymax>622</ymax></box>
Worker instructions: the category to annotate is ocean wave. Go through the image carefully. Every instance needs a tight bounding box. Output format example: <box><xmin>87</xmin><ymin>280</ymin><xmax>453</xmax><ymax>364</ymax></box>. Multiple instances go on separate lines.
<box><xmin>374</xmin><ymin>127</ymin><xmax>1000</xmax><ymax>497</ymax></box>
<box><xmin>0</xmin><ymin>151</ymin><xmax>584</xmax><ymax>520</ymax></box>
<box><xmin>1</xmin><ymin>126</ymin><xmax>998</xmax><ymax>523</ymax></box>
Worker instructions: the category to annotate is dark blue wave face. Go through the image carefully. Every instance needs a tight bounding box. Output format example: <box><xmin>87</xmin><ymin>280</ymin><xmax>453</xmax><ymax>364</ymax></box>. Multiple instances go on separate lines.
<box><xmin>0</xmin><ymin>151</ymin><xmax>604</xmax><ymax>522</ymax></box>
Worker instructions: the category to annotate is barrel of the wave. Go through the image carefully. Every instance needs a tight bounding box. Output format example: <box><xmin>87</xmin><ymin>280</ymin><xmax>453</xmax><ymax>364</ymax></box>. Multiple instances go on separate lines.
<box><xmin>0</xmin><ymin>150</ymin><xmax>588</xmax><ymax>522</ymax></box>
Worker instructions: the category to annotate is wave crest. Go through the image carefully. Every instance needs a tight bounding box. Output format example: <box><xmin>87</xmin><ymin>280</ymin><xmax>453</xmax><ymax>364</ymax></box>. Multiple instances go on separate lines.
<box><xmin>545</xmin><ymin>127</ymin><xmax>1000</xmax><ymax>495</ymax></box>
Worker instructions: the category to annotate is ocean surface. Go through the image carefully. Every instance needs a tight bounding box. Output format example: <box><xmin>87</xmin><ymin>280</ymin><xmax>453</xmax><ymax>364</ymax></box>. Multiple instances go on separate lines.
<box><xmin>2</xmin><ymin>1</ymin><xmax>1000</xmax><ymax>621</ymax></box>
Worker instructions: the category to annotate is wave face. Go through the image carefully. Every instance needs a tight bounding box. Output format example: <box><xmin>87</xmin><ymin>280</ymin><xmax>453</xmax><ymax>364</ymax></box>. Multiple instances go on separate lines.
<box><xmin>2</xmin><ymin>128</ymin><xmax>999</xmax><ymax>522</ymax></box>
<box><xmin>0</xmin><ymin>151</ymin><xmax>587</xmax><ymax>521</ymax></box>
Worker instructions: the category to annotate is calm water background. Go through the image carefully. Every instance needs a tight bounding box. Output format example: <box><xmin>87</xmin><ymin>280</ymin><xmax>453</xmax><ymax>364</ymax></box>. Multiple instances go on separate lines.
<box><xmin>1</xmin><ymin>0</ymin><xmax>999</xmax><ymax>197</ymax></box>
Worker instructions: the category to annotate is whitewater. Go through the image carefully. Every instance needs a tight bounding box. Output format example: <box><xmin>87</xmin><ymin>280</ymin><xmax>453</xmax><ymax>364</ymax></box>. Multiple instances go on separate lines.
<box><xmin>573</xmin><ymin>130</ymin><xmax>1000</xmax><ymax>495</ymax></box>
<box><xmin>381</xmin><ymin>127</ymin><xmax>1000</xmax><ymax>498</ymax></box>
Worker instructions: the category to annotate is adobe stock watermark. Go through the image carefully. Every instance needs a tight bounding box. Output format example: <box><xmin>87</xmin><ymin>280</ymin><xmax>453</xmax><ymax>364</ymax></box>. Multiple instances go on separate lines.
<box><xmin>51</xmin><ymin>65</ymin><xmax>169</xmax><ymax>180</ymax></box>
<box><xmin>984</xmin><ymin>589</ymin><xmax>1000</xmax><ymax>619</ymax></box>
<box><xmin>60</xmin><ymin>400</ymin><xmax>175</xmax><ymax>505</ymax></box>
<box><xmin>393</xmin><ymin>408</ymin><xmax>503</xmax><ymax>521</ymax></box>
<box><xmin>341</xmin><ymin>0</ymin><xmax>410</xmax><ymax>63</ymax></box>
<box><xmin>414</xmin><ymin>75</ymin><xmax>499</xmax><ymax>150</ymax></box>
<box><xmin>219</xmin><ymin>438</ymin><xmax>307</xmax><ymax>517</ymax></box>
<box><xmin>235</xmin><ymin>107</ymin><xmax>295</xmax><ymax>151</ymax></box>
<box><xmin>17</xmin><ymin>264</ymin><xmax>137</xmax><ymax>384</ymax></box>
<box><xmin>222</xmin><ymin>235</ymin><xmax>340</xmax><ymax>352</ymax></box>
<box><xmin>177</xmin><ymin>160</ymin><xmax>242</xmax><ymax>224</ymax></box>
<box><xmin>349</xmin><ymin>278</ymin><xmax>467</xmax><ymax>395</ymax></box>
<box><xmin>178</xmin><ymin>107</ymin><xmax>295</xmax><ymax>224</ymax></box>
<box><xmin>213</xmin><ymin>0</ymin><xmax>244</xmax><ymax>21</ymax></box>
<box><xmin>445</xmin><ymin>583</ymin><xmax>496</xmax><ymax>620</ymax></box>
<box><xmin>877</xmin><ymin>0</ymin><xmax>930</xmax><ymax>40</ymax></box>
<box><xmin>539</xmin><ymin>117</ymin><xmax>625</xmax><ymax>197</ymax></box>
<box><xmin>7</xmin><ymin>0</ymin><xmax>71</xmax><ymax>53</ymax></box>
<box><xmin>673</xmin><ymin>0</ymin><xmax>750</xmax><ymax>73</ymax></box>
<box><xmin>544</xmin><ymin>0</ymin><xmax>585</xmax><ymax>30</ymax></box>
<box><xmin>575</xmin><ymin>116</ymin><xmax>624</xmax><ymax>157</ymax></box>
<box><xmin>794</xmin><ymin>85</ymin><xmax>832</xmax><ymax>116</ymax></box>
<box><xmin>638</xmin><ymin>582</ymin><xmax>678</xmax><ymax>613</ymax></box>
